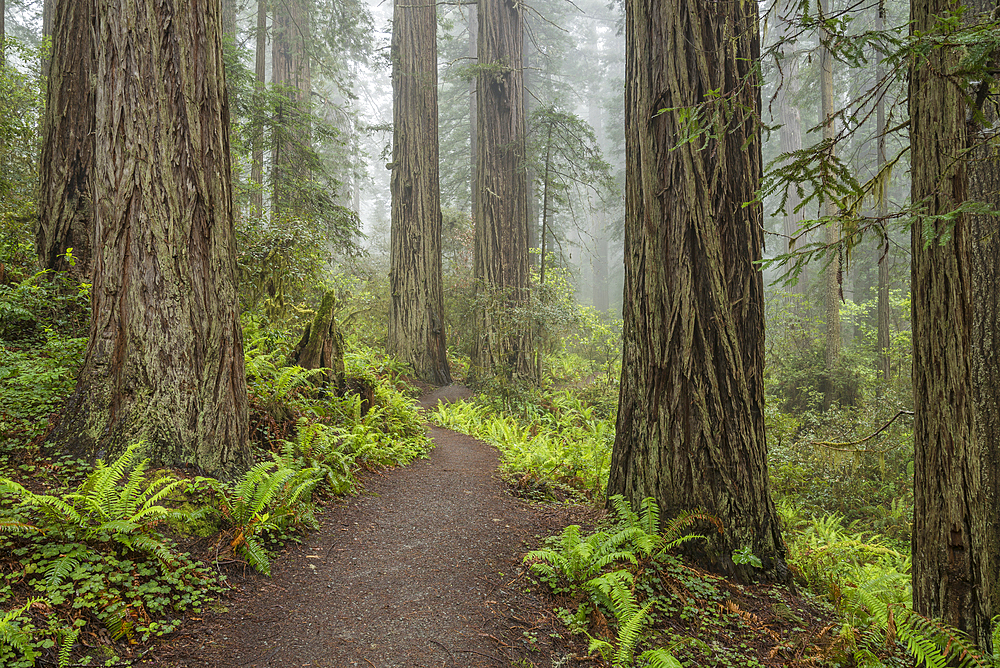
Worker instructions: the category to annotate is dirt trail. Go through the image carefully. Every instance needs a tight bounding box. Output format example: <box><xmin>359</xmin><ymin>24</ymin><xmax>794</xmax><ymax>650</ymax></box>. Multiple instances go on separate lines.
<box><xmin>153</xmin><ymin>386</ymin><xmax>596</xmax><ymax>668</ymax></box>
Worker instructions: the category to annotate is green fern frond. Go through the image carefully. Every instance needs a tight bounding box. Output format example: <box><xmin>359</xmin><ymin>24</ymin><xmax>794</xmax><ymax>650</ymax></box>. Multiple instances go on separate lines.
<box><xmin>614</xmin><ymin>600</ymin><xmax>654</xmax><ymax>666</ymax></box>
<box><xmin>236</xmin><ymin>533</ymin><xmax>272</xmax><ymax>575</ymax></box>
<box><xmin>638</xmin><ymin>647</ymin><xmax>684</xmax><ymax>668</ymax></box>
<box><xmin>588</xmin><ymin>636</ymin><xmax>615</xmax><ymax>662</ymax></box>
<box><xmin>58</xmin><ymin>625</ymin><xmax>81</xmax><ymax>668</ymax></box>
<box><xmin>0</xmin><ymin>478</ymin><xmax>81</xmax><ymax>524</ymax></box>
<box><xmin>661</xmin><ymin>509</ymin><xmax>722</xmax><ymax>543</ymax></box>
<box><xmin>0</xmin><ymin>598</ymin><xmax>41</xmax><ymax>661</ymax></box>
<box><xmin>128</xmin><ymin>534</ymin><xmax>179</xmax><ymax>566</ymax></box>
<box><xmin>0</xmin><ymin>518</ymin><xmax>43</xmax><ymax>534</ymax></box>
<box><xmin>639</xmin><ymin>497</ymin><xmax>660</xmax><ymax>535</ymax></box>
<box><xmin>99</xmin><ymin>519</ymin><xmax>142</xmax><ymax>535</ymax></box>
<box><xmin>43</xmin><ymin>553</ymin><xmax>81</xmax><ymax>589</ymax></box>
<box><xmin>101</xmin><ymin>597</ymin><xmax>133</xmax><ymax>641</ymax></box>
<box><xmin>862</xmin><ymin>604</ymin><xmax>990</xmax><ymax>668</ymax></box>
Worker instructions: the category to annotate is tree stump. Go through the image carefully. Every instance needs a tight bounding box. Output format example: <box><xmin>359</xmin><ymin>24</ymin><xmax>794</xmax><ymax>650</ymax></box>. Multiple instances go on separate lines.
<box><xmin>290</xmin><ymin>290</ymin><xmax>346</xmax><ymax>394</ymax></box>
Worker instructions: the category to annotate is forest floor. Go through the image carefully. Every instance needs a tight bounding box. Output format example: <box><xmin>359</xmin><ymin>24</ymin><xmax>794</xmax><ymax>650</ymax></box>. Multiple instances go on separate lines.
<box><xmin>148</xmin><ymin>386</ymin><xmax>604</xmax><ymax>668</ymax></box>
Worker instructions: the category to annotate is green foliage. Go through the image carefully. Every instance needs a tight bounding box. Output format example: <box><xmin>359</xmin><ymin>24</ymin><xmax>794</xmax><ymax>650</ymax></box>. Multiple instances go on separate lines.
<box><xmin>278</xmin><ymin>419</ymin><xmax>356</xmax><ymax>495</ymax></box>
<box><xmin>0</xmin><ymin>599</ymin><xmax>41</xmax><ymax>664</ymax></box>
<box><xmin>0</xmin><ymin>446</ymin><xmax>224</xmax><ymax>664</ymax></box>
<box><xmin>586</xmin><ymin>570</ymin><xmax>683</xmax><ymax>668</ymax></box>
<box><xmin>0</xmin><ymin>443</ymin><xmax>187</xmax><ymax>561</ymax></box>
<box><xmin>0</xmin><ymin>39</ymin><xmax>45</xmax><ymax>224</ymax></box>
<box><xmin>430</xmin><ymin>389</ymin><xmax>614</xmax><ymax>498</ymax></box>
<box><xmin>524</xmin><ymin>496</ymin><xmax>708</xmax><ymax>594</ymax></box>
<box><xmin>777</xmin><ymin>507</ymin><xmax>986</xmax><ymax>667</ymax></box>
<box><xmin>210</xmin><ymin>460</ymin><xmax>319</xmax><ymax>576</ymax></box>
<box><xmin>1</xmin><ymin>330</ymin><xmax>87</xmax><ymax>441</ymax></box>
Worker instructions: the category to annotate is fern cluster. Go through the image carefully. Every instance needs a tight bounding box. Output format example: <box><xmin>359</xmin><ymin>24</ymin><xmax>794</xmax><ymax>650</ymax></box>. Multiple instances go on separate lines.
<box><xmin>429</xmin><ymin>390</ymin><xmax>614</xmax><ymax>497</ymax></box>
<box><xmin>210</xmin><ymin>460</ymin><xmax>319</xmax><ymax>575</ymax></box>
<box><xmin>524</xmin><ymin>496</ymin><xmax>708</xmax><ymax>667</ymax></box>
<box><xmin>587</xmin><ymin>570</ymin><xmax>683</xmax><ymax>668</ymax></box>
<box><xmin>0</xmin><ymin>444</ymin><xmax>224</xmax><ymax>665</ymax></box>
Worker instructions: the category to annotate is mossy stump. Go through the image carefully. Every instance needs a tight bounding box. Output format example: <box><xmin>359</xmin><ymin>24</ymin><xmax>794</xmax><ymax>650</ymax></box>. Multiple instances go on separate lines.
<box><xmin>290</xmin><ymin>290</ymin><xmax>346</xmax><ymax>394</ymax></box>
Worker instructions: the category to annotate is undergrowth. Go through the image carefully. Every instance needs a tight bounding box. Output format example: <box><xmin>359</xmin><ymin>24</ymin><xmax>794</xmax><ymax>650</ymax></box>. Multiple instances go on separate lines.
<box><xmin>0</xmin><ymin>291</ymin><xmax>431</xmax><ymax>665</ymax></box>
<box><xmin>428</xmin><ymin>387</ymin><xmax>614</xmax><ymax>500</ymax></box>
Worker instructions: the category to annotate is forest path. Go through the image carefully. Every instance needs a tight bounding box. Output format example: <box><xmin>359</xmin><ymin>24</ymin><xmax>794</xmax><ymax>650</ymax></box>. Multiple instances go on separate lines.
<box><xmin>154</xmin><ymin>387</ymin><xmax>596</xmax><ymax>668</ymax></box>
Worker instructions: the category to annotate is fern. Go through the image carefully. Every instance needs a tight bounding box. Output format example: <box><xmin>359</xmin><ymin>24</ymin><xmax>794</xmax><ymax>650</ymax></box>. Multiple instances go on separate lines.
<box><xmin>585</xmin><ymin>569</ymin><xmax>684</xmax><ymax>668</ymax></box>
<box><xmin>526</xmin><ymin>497</ymin><xmax>713</xmax><ymax>593</ymax></box>
<box><xmin>525</xmin><ymin>524</ymin><xmax>639</xmax><ymax>589</ymax></box>
<box><xmin>0</xmin><ymin>598</ymin><xmax>41</xmax><ymax>662</ymax></box>
<box><xmin>0</xmin><ymin>518</ymin><xmax>43</xmax><ymax>534</ymax></box>
<box><xmin>42</xmin><ymin>553</ymin><xmax>81</xmax><ymax>589</ymax></box>
<box><xmin>58</xmin><ymin>625</ymin><xmax>81</xmax><ymax>668</ymax></box>
<box><xmin>69</xmin><ymin>442</ymin><xmax>187</xmax><ymax>530</ymax></box>
<box><xmin>219</xmin><ymin>460</ymin><xmax>320</xmax><ymax>574</ymax></box>
<box><xmin>855</xmin><ymin>593</ymin><xmax>990</xmax><ymax>668</ymax></box>
<box><xmin>0</xmin><ymin>479</ymin><xmax>82</xmax><ymax>525</ymax></box>
<box><xmin>101</xmin><ymin>596</ymin><xmax>134</xmax><ymax>641</ymax></box>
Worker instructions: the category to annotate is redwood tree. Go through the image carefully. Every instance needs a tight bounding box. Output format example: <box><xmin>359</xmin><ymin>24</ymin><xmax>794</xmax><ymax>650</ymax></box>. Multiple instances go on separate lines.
<box><xmin>387</xmin><ymin>0</ymin><xmax>451</xmax><ymax>385</ymax></box>
<box><xmin>607</xmin><ymin>0</ymin><xmax>787</xmax><ymax>580</ymax></box>
<box><xmin>48</xmin><ymin>0</ymin><xmax>249</xmax><ymax>477</ymax></box>
<box><xmin>473</xmin><ymin>0</ymin><xmax>532</xmax><ymax>379</ymax></box>
<box><xmin>36</xmin><ymin>0</ymin><xmax>95</xmax><ymax>281</ymax></box>
<box><xmin>909</xmin><ymin>0</ymin><xmax>997</xmax><ymax>650</ymax></box>
<box><xmin>272</xmin><ymin>0</ymin><xmax>312</xmax><ymax>214</ymax></box>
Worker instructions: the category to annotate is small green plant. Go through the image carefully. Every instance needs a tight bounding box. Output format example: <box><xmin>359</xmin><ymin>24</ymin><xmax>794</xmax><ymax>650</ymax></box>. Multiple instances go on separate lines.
<box><xmin>732</xmin><ymin>546</ymin><xmax>762</xmax><ymax>568</ymax></box>
<box><xmin>525</xmin><ymin>496</ymin><xmax>711</xmax><ymax>593</ymax></box>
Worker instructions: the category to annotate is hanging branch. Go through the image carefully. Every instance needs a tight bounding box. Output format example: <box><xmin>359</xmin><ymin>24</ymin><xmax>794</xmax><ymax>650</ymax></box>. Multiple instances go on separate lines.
<box><xmin>811</xmin><ymin>410</ymin><xmax>914</xmax><ymax>451</ymax></box>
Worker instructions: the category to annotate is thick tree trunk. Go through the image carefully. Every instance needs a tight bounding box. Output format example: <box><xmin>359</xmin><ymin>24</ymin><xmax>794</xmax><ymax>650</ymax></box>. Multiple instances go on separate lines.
<box><xmin>387</xmin><ymin>0</ymin><xmax>451</xmax><ymax>386</ymax></box>
<box><xmin>775</xmin><ymin>0</ymin><xmax>806</xmax><ymax>290</ymax></box>
<box><xmin>523</xmin><ymin>34</ymin><xmax>538</xmax><ymax>270</ymax></box>
<box><xmin>48</xmin><ymin>0</ymin><xmax>250</xmax><ymax>478</ymax></box>
<box><xmin>875</xmin><ymin>0</ymin><xmax>891</xmax><ymax>384</ymax></box>
<box><xmin>472</xmin><ymin>0</ymin><xmax>532</xmax><ymax>380</ymax></box>
<box><xmin>910</xmin><ymin>0</ymin><xmax>994</xmax><ymax>649</ymax></box>
<box><xmin>964</xmin><ymin>0</ymin><xmax>1000</xmax><ymax>644</ymax></box>
<box><xmin>37</xmin><ymin>0</ymin><xmax>95</xmax><ymax>282</ymax></box>
<box><xmin>968</xmin><ymin>161</ymin><xmax>1000</xmax><ymax>654</ymax></box>
<box><xmin>588</xmin><ymin>83</ymin><xmax>609</xmax><ymax>312</ymax></box>
<box><xmin>41</xmin><ymin>0</ymin><xmax>53</xmax><ymax>78</ymax></box>
<box><xmin>608</xmin><ymin>0</ymin><xmax>787</xmax><ymax>581</ymax></box>
<box><xmin>250</xmin><ymin>0</ymin><xmax>266</xmax><ymax>215</ymax></box>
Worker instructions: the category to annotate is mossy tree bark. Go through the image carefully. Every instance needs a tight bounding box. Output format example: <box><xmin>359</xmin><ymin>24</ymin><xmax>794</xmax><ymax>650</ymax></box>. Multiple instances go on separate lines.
<box><xmin>47</xmin><ymin>0</ymin><xmax>250</xmax><ymax>478</ymax></box>
<box><xmin>36</xmin><ymin>0</ymin><xmax>95</xmax><ymax>281</ymax></box>
<box><xmin>607</xmin><ymin>0</ymin><xmax>787</xmax><ymax>582</ymax></box>
<box><xmin>291</xmin><ymin>290</ymin><xmax>346</xmax><ymax>393</ymax></box>
<box><xmin>472</xmin><ymin>0</ymin><xmax>532</xmax><ymax>380</ymax></box>
<box><xmin>909</xmin><ymin>0</ymin><xmax>995</xmax><ymax>650</ymax></box>
<box><xmin>388</xmin><ymin>0</ymin><xmax>451</xmax><ymax>386</ymax></box>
